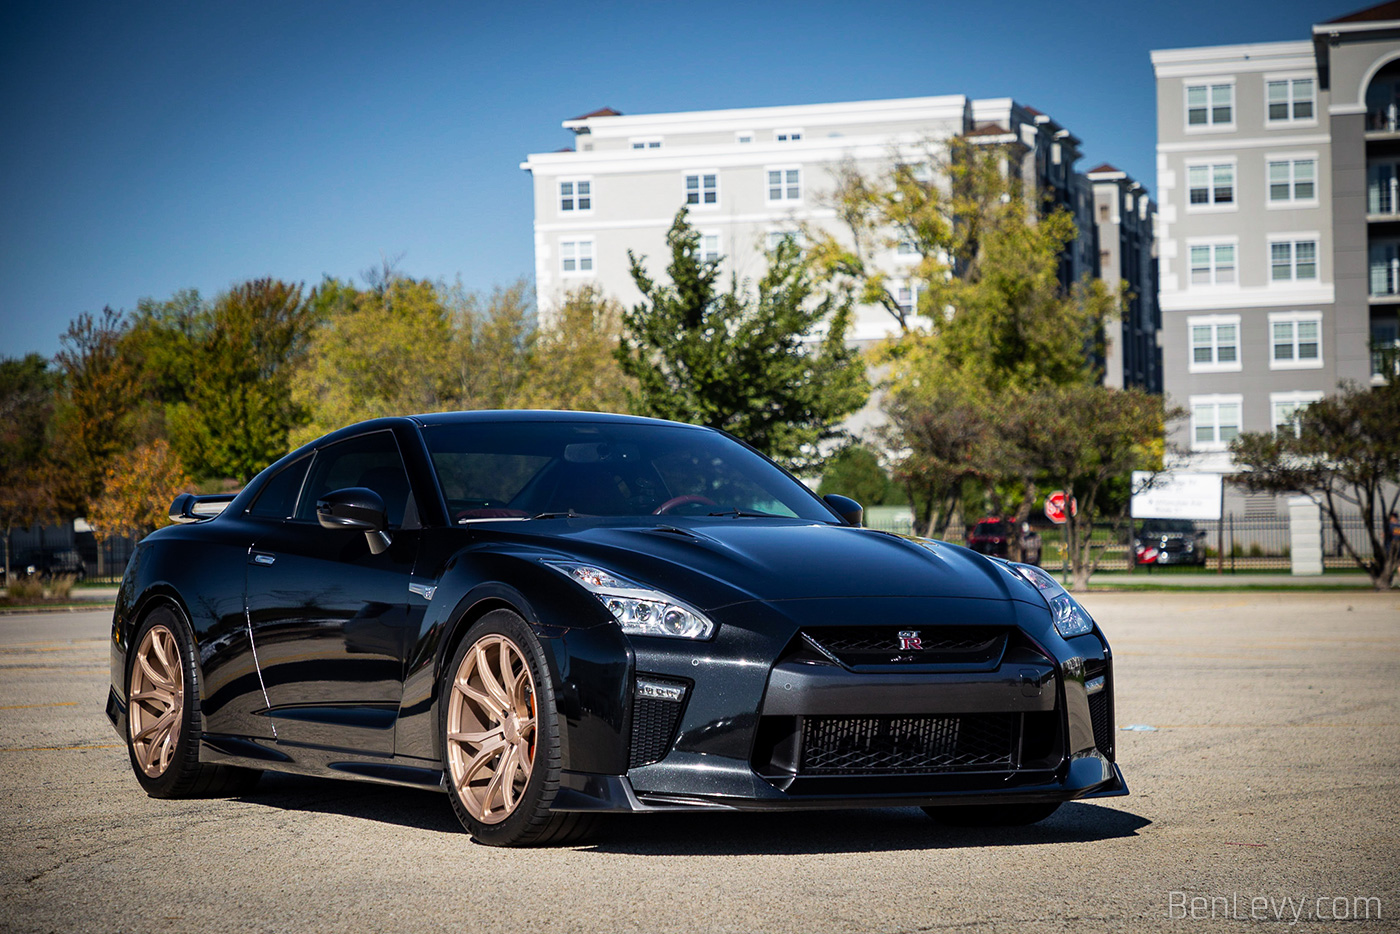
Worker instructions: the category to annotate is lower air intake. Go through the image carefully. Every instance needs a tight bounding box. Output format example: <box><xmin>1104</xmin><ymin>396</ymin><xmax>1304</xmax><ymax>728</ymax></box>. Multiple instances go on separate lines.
<box><xmin>628</xmin><ymin>676</ymin><xmax>687</xmax><ymax>769</ymax></box>
<box><xmin>1088</xmin><ymin>690</ymin><xmax>1114</xmax><ymax>760</ymax></box>
<box><xmin>799</xmin><ymin>714</ymin><xmax>1016</xmax><ymax>774</ymax></box>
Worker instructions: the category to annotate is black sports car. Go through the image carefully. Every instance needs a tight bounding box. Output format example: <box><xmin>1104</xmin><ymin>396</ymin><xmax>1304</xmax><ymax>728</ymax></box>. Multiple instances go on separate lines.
<box><xmin>106</xmin><ymin>411</ymin><xmax>1125</xmax><ymax>846</ymax></box>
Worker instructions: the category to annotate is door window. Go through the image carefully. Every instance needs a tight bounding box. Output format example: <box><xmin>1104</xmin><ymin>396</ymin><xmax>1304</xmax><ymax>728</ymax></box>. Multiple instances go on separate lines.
<box><xmin>297</xmin><ymin>432</ymin><xmax>414</xmax><ymax>527</ymax></box>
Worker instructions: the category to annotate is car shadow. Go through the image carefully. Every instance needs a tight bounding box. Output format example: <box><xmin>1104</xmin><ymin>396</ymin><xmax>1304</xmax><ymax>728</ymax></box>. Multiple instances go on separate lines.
<box><xmin>238</xmin><ymin>772</ymin><xmax>463</xmax><ymax>834</ymax></box>
<box><xmin>579</xmin><ymin>802</ymin><xmax>1151</xmax><ymax>856</ymax></box>
<box><xmin>237</xmin><ymin>774</ymin><xmax>1150</xmax><ymax>853</ymax></box>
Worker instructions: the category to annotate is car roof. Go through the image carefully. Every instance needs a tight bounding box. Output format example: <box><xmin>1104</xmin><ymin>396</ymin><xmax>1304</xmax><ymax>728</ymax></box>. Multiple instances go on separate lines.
<box><xmin>406</xmin><ymin>410</ymin><xmax>708</xmax><ymax>430</ymax></box>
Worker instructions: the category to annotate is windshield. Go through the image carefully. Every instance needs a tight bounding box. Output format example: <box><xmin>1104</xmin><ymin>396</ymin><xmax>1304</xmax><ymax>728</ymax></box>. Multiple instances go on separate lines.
<box><xmin>421</xmin><ymin>421</ymin><xmax>839</xmax><ymax>524</ymax></box>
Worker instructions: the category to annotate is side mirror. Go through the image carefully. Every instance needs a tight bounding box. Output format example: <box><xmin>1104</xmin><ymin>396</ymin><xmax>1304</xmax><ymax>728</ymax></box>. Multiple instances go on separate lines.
<box><xmin>823</xmin><ymin>494</ymin><xmax>863</xmax><ymax>528</ymax></box>
<box><xmin>317</xmin><ymin>487</ymin><xmax>392</xmax><ymax>555</ymax></box>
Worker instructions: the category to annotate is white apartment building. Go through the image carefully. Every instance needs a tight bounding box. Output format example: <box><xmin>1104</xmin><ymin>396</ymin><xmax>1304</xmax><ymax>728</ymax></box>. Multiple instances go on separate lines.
<box><xmin>1151</xmin><ymin>4</ymin><xmax>1400</xmax><ymax>474</ymax></box>
<box><xmin>520</xmin><ymin>94</ymin><xmax>1156</xmax><ymax>389</ymax></box>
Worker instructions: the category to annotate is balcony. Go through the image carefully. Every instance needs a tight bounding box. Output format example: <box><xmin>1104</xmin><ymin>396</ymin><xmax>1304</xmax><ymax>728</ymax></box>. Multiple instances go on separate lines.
<box><xmin>1367</xmin><ymin>165</ymin><xmax>1400</xmax><ymax>220</ymax></box>
<box><xmin>1370</xmin><ymin>244</ymin><xmax>1400</xmax><ymax>301</ymax></box>
<box><xmin>1372</xmin><ymin>339</ymin><xmax>1400</xmax><ymax>381</ymax></box>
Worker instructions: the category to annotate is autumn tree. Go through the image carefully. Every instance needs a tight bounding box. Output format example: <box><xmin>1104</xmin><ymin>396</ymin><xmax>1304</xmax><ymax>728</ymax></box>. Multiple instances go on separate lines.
<box><xmin>519</xmin><ymin>285</ymin><xmax>634</xmax><ymax>413</ymax></box>
<box><xmin>1230</xmin><ymin>380</ymin><xmax>1400</xmax><ymax>590</ymax></box>
<box><xmin>88</xmin><ymin>440</ymin><xmax>194</xmax><ymax>543</ymax></box>
<box><xmin>620</xmin><ymin>209</ymin><xmax>869</xmax><ymax>472</ymax></box>
<box><xmin>50</xmin><ymin>308</ymin><xmax>144</xmax><ymax>517</ymax></box>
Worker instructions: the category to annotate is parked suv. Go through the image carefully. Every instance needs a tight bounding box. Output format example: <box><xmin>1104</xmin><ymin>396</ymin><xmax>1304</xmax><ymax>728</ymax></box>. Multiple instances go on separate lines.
<box><xmin>9</xmin><ymin>548</ymin><xmax>87</xmax><ymax>581</ymax></box>
<box><xmin>966</xmin><ymin>517</ymin><xmax>1042</xmax><ymax>566</ymax></box>
<box><xmin>1133</xmin><ymin>519</ymin><xmax>1207</xmax><ymax>566</ymax></box>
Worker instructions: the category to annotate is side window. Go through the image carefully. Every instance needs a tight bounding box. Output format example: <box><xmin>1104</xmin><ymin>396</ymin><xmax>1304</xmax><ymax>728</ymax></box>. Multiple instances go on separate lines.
<box><xmin>247</xmin><ymin>455</ymin><xmax>311</xmax><ymax>519</ymax></box>
<box><xmin>297</xmin><ymin>431</ymin><xmax>414</xmax><ymax>527</ymax></box>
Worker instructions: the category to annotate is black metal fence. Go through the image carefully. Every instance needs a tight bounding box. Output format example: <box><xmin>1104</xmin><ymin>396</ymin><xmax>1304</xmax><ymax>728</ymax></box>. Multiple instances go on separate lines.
<box><xmin>864</xmin><ymin>511</ymin><xmax>1383</xmax><ymax>574</ymax></box>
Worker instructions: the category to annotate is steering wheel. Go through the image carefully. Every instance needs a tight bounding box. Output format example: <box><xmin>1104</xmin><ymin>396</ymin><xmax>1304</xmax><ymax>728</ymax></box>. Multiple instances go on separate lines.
<box><xmin>652</xmin><ymin>494</ymin><xmax>717</xmax><ymax>515</ymax></box>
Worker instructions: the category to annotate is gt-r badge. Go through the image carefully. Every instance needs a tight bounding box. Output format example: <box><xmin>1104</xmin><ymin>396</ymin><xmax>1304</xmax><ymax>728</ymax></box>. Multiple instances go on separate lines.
<box><xmin>898</xmin><ymin>630</ymin><xmax>922</xmax><ymax>651</ymax></box>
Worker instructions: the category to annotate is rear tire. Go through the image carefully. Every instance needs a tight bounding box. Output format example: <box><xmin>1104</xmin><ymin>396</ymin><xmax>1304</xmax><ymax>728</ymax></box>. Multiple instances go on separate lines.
<box><xmin>922</xmin><ymin>802</ymin><xmax>1061</xmax><ymax>826</ymax></box>
<box><xmin>442</xmin><ymin>609</ymin><xmax>597</xmax><ymax>846</ymax></box>
<box><xmin>125</xmin><ymin>606</ymin><xmax>261</xmax><ymax>798</ymax></box>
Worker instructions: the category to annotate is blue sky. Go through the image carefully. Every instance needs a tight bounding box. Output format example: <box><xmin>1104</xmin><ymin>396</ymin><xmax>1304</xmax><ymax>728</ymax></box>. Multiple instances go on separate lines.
<box><xmin>0</xmin><ymin>0</ymin><xmax>1343</xmax><ymax>358</ymax></box>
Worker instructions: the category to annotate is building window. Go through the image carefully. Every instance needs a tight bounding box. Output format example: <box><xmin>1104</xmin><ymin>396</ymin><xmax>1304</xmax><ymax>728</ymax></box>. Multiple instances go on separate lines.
<box><xmin>1270</xmin><ymin>391</ymin><xmax>1324</xmax><ymax>436</ymax></box>
<box><xmin>1188</xmin><ymin>315</ymin><xmax>1241</xmax><ymax>373</ymax></box>
<box><xmin>1371</xmin><ymin>242</ymin><xmax>1400</xmax><ymax>296</ymax></box>
<box><xmin>560</xmin><ymin>239</ymin><xmax>594</xmax><ymax>275</ymax></box>
<box><xmin>1189</xmin><ymin>242</ymin><xmax>1236</xmax><ymax>286</ymax></box>
<box><xmin>629</xmin><ymin>138</ymin><xmax>662</xmax><ymax>150</ymax></box>
<box><xmin>1190</xmin><ymin>395</ymin><xmax>1243</xmax><ymax>451</ymax></box>
<box><xmin>765</xmin><ymin>229</ymin><xmax>804</xmax><ymax>252</ymax></box>
<box><xmin>767</xmin><ymin>167</ymin><xmax>802</xmax><ymax>202</ymax></box>
<box><xmin>1267</xmin><ymin>78</ymin><xmax>1315</xmax><ymax>123</ymax></box>
<box><xmin>700</xmin><ymin>232</ymin><xmax>721</xmax><ymax>264</ymax></box>
<box><xmin>1269</xmin><ymin>239</ymin><xmax>1318</xmax><ymax>282</ymax></box>
<box><xmin>684</xmin><ymin>172</ymin><xmax>718</xmax><ymax>207</ymax></box>
<box><xmin>1186</xmin><ymin>82</ymin><xmax>1233</xmax><ymax>128</ymax></box>
<box><xmin>1269</xmin><ymin>312</ymin><xmax>1323</xmax><ymax>369</ymax></box>
<box><xmin>775</xmin><ymin>129</ymin><xmax>803</xmax><ymax>142</ymax></box>
<box><xmin>895</xmin><ymin>281</ymin><xmax>921</xmax><ymax>316</ymax></box>
<box><xmin>559</xmin><ymin>180</ymin><xmax>591</xmax><ymax>213</ymax></box>
<box><xmin>1268</xmin><ymin>158</ymin><xmax>1316</xmax><ymax>204</ymax></box>
<box><xmin>1187</xmin><ymin>162</ymin><xmax>1234</xmax><ymax>206</ymax></box>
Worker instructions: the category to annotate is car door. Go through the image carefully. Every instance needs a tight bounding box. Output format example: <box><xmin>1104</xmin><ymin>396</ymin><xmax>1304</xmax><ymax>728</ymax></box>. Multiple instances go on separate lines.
<box><xmin>245</xmin><ymin>429</ymin><xmax>421</xmax><ymax>755</ymax></box>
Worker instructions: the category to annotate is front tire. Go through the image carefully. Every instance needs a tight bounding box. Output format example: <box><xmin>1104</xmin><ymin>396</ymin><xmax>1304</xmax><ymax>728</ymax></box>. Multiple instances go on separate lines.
<box><xmin>125</xmin><ymin>606</ymin><xmax>261</xmax><ymax>798</ymax></box>
<box><xmin>923</xmin><ymin>802</ymin><xmax>1061</xmax><ymax>826</ymax></box>
<box><xmin>442</xmin><ymin>609</ymin><xmax>596</xmax><ymax>846</ymax></box>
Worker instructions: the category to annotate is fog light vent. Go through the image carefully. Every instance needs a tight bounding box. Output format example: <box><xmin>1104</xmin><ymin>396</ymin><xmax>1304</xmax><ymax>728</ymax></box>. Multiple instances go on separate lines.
<box><xmin>629</xmin><ymin>675</ymin><xmax>688</xmax><ymax>769</ymax></box>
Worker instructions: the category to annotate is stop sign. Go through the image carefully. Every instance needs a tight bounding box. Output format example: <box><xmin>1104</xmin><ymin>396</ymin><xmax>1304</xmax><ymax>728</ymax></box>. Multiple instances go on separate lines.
<box><xmin>1044</xmin><ymin>490</ymin><xmax>1077</xmax><ymax>524</ymax></box>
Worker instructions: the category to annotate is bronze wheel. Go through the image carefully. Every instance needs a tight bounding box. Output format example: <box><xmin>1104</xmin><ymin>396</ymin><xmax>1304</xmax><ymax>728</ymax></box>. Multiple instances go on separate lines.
<box><xmin>129</xmin><ymin>622</ymin><xmax>185</xmax><ymax>778</ymax></box>
<box><xmin>441</xmin><ymin>610</ymin><xmax>597</xmax><ymax>846</ymax></box>
<box><xmin>124</xmin><ymin>607</ymin><xmax>261</xmax><ymax>798</ymax></box>
<box><xmin>445</xmin><ymin>633</ymin><xmax>537</xmax><ymax>824</ymax></box>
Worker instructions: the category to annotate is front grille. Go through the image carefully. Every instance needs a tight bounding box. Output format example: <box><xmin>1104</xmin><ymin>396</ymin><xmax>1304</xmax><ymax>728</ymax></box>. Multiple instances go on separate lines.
<box><xmin>802</xmin><ymin>627</ymin><xmax>1007</xmax><ymax>668</ymax></box>
<box><xmin>1088</xmin><ymin>689</ymin><xmax>1114</xmax><ymax>760</ymax></box>
<box><xmin>628</xmin><ymin>677</ymin><xmax>687</xmax><ymax>769</ymax></box>
<box><xmin>798</xmin><ymin>714</ymin><xmax>1016</xmax><ymax>774</ymax></box>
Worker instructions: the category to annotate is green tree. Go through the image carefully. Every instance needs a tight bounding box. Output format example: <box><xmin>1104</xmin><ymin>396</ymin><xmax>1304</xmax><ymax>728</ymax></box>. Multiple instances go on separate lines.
<box><xmin>291</xmin><ymin>276</ymin><xmax>459</xmax><ymax>446</ymax></box>
<box><xmin>520</xmin><ymin>285</ymin><xmax>634</xmax><ymax>413</ymax></box>
<box><xmin>1230</xmin><ymin>380</ymin><xmax>1400</xmax><ymax>590</ymax></box>
<box><xmin>817</xmin><ymin>443</ymin><xmax>902</xmax><ymax>507</ymax></box>
<box><xmin>1011</xmin><ymin>385</ymin><xmax>1169</xmax><ymax>590</ymax></box>
<box><xmin>620</xmin><ymin>209</ymin><xmax>869</xmax><ymax>472</ymax></box>
<box><xmin>0</xmin><ymin>355</ymin><xmax>59</xmax><ymax>574</ymax></box>
<box><xmin>164</xmin><ymin>279</ymin><xmax>319</xmax><ymax>482</ymax></box>
<box><xmin>291</xmin><ymin>276</ymin><xmax>538</xmax><ymax>447</ymax></box>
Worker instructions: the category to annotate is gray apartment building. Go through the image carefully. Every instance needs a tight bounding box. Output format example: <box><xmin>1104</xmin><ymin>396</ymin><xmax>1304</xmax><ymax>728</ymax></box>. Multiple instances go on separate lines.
<box><xmin>520</xmin><ymin>93</ymin><xmax>1157</xmax><ymax>390</ymax></box>
<box><xmin>1151</xmin><ymin>3</ymin><xmax>1400</xmax><ymax>474</ymax></box>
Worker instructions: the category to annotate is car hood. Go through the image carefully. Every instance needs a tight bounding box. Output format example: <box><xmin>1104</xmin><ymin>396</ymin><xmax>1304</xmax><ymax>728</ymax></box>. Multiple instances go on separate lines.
<box><xmin>484</xmin><ymin>517</ymin><xmax>1032</xmax><ymax>610</ymax></box>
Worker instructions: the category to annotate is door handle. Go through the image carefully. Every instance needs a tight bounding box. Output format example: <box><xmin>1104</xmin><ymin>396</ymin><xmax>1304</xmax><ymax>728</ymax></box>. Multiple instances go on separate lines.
<box><xmin>250</xmin><ymin>552</ymin><xmax>277</xmax><ymax>566</ymax></box>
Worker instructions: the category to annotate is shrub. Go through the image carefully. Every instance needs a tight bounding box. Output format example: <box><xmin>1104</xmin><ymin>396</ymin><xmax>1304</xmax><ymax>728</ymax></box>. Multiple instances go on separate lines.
<box><xmin>47</xmin><ymin>574</ymin><xmax>77</xmax><ymax>600</ymax></box>
<box><xmin>7</xmin><ymin>577</ymin><xmax>44</xmax><ymax>602</ymax></box>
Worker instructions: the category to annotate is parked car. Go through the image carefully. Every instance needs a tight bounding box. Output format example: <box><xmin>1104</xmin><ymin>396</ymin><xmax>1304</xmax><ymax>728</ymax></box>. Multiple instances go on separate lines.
<box><xmin>966</xmin><ymin>517</ymin><xmax>1043</xmax><ymax>566</ymax></box>
<box><xmin>9</xmin><ymin>548</ymin><xmax>86</xmax><ymax>581</ymax></box>
<box><xmin>107</xmin><ymin>412</ymin><xmax>1124</xmax><ymax>845</ymax></box>
<box><xmin>1133</xmin><ymin>519</ymin><xmax>1208</xmax><ymax>566</ymax></box>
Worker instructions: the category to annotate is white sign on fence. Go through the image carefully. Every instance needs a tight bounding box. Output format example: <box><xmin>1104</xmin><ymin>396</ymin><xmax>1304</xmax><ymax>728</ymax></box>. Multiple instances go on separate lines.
<box><xmin>1131</xmin><ymin>471</ymin><xmax>1224</xmax><ymax>521</ymax></box>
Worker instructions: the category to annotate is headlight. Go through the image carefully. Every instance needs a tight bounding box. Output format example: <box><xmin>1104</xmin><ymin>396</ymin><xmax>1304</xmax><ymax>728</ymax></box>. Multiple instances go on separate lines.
<box><xmin>542</xmin><ymin>561</ymin><xmax>716</xmax><ymax>640</ymax></box>
<box><xmin>1007</xmin><ymin>563</ymin><xmax>1095</xmax><ymax>638</ymax></box>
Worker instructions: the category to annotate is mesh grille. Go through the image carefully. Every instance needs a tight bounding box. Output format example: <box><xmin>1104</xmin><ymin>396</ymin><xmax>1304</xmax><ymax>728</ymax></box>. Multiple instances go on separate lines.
<box><xmin>803</xmin><ymin>627</ymin><xmax>1007</xmax><ymax>667</ymax></box>
<box><xmin>1088</xmin><ymin>689</ymin><xmax>1113</xmax><ymax>760</ymax></box>
<box><xmin>799</xmin><ymin>714</ymin><xmax>1016</xmax><ymax>774</ymax></box>
<box><xmin>628</xmin><ymin>678</ymin><xmax>686</xmax><ymax>769</ymax></box>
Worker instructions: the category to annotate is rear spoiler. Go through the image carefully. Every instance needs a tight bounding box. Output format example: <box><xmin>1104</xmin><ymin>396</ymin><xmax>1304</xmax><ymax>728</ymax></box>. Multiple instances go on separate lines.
<box><xmin>169</xmin><ymin>493</ymin><xmax>237</xmax><ymax>524</ymax></box>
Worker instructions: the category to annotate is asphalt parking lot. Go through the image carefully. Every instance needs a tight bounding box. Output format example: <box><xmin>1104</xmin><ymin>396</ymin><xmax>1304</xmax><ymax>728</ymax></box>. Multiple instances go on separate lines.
<box><xmin>2</xmin><ymin>592</ymin><xmax>1398</xmax><ymax>932</ymax></box>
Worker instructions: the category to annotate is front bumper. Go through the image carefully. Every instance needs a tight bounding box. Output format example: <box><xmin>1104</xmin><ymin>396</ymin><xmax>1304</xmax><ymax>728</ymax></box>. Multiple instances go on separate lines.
<box><xmin>551</xmin><ymin>757</ymin><xmax>1127</xmax><ymax>812</ymax></box>
<box><xmin>553</xmin><ymin>596</ymin><xmax>1122</xmax><ymax>812</ymax></box>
